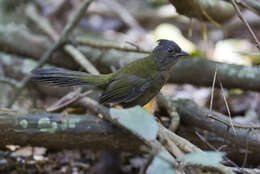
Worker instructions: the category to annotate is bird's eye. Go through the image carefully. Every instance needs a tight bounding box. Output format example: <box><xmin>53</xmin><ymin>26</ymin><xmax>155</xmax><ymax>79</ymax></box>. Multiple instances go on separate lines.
<box><xmin>167</xmin><ymin>48</ymin><xmax>174</xmax><ymax>53</ymax></box>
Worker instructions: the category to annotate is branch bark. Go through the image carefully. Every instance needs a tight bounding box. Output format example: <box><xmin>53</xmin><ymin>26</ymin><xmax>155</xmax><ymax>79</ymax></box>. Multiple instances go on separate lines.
<box><xmin>169</xmin><ymin>98</ymin><xmax>260</xmax><ymax>154</ymax></box>
<box><xmin>0</xmin><ymin>110</ymin><xmax>144</xmax><ymax>152</ymax></box>
<box><xmin>169</xmin><ymin>0</ymin><xmax>235</xmax><ymax>23</ymax></box>
<box><xmin>170</xmin><ymin>58</ymin><xmax>260</xmax><ymax>91</ymax></box>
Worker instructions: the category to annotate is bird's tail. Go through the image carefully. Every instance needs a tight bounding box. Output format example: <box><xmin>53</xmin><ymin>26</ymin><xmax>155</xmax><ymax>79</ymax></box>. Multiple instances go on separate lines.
<box><xmin>31</xmin><ymin>68</ymin><xmax>110</xmax><ymax>88</ymax></box>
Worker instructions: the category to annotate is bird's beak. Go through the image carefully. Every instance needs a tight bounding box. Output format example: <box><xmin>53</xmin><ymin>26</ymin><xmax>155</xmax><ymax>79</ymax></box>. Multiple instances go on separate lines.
<box><xmin>176</xmin><ymin>50</ymin><xmax>190</xmax><ymax>57</ymax></box>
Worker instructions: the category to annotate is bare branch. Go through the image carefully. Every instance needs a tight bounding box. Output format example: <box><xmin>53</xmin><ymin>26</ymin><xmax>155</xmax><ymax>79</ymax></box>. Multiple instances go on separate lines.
<box><xmin>0</xmin><ymin>110</ymin><xmax>144</xmax><ymax>152</ymax></box>
<box><xmin>229</xmin><ymin>0</ymin><xmax>260</xmax><ymax>49</ymax></box>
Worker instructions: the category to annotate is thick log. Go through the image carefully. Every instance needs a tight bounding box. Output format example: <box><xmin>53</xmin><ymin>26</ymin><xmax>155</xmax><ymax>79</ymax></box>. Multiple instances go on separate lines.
<box><xmin>173</xmin><ymin>99</ymin><xmax>260</xmax><ymax>154</ymax></box>
<box><xmin>0</xmin><ymin>111</ymin><xmax>144</xmax><ymax>152</ymax></box>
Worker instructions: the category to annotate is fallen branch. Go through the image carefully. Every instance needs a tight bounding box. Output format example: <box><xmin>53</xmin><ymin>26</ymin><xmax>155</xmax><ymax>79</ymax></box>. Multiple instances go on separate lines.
<box><xmin>171</xmin><ymin>58</ymin><xmax>260</xmax><ymax>92</ymax></box>
<box><xmin>0</xmin><ymin>110</ymin><xmax>144</xmax><ymax>152</ymax></box>
<box><xmin>165</xmin><ymin>98</ymin><xmax>260</xmax><ymax>153</ymax></box>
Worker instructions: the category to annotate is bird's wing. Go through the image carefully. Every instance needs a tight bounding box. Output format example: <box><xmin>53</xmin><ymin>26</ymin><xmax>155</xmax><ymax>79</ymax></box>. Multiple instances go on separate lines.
<box><xmin>99</xmin><ymin>74</ymin><xmax>152</xmax><ymax>104</ymax></box>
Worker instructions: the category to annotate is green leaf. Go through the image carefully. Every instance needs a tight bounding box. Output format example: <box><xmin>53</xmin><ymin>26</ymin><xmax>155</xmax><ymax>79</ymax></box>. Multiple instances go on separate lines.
<box><xmin>109</xmin><ymin>106</ymin><xmax>158</xmax><ymax>141</ymax></box>
<box><xmin>148</xmin><ymin>151</ymin><xmax>176</xmax><ymax>174</ymax></box>
<box><xmin>177</xmin><ymin>151</ymin><xmax>225</xmax><ymax>167</ymax></box>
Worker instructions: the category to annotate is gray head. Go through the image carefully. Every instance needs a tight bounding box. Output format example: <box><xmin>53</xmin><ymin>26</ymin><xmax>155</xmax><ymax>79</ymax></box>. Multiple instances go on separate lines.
<box><xmin>152</xmin><ymin>39</ymin><xmax>189</xmax><ymax>70</ymax></box>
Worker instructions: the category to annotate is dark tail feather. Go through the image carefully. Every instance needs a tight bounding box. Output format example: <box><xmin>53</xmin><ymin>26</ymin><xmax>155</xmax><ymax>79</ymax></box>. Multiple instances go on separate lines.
<box><xmin>31</xmin><ymin>68</ymin><xmax>91</xmax><ymax>87</ymax></box>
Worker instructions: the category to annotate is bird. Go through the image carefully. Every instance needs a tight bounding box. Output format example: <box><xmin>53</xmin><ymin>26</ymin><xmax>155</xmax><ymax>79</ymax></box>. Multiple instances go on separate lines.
<box><xmin>31</xmin><ymin>39</ymin><xmax>189</xmax><ymax>108</ymax></box>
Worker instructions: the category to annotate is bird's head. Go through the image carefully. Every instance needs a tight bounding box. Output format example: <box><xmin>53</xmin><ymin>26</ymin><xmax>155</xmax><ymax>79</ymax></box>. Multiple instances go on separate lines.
<box><xmin>152</xmin><ymin>39</ymin><xmax>189</xmax><ymax>70</ymax></box>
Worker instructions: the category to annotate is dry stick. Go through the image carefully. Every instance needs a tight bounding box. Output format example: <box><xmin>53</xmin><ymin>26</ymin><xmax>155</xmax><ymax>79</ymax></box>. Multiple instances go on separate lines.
<box><xmin>139</xmin><ymin>152</ymin><xmax>157</xmax><ymax>174</ymax></box>
<box><xmin>219</xmin><ymin>81</ymin><xmax>237</xmax><ymax>135</ymax></box>
<box><xmin>209</xmin><ymin>65</ymin><xmax>218</xmax><ymax>112</ymax></box>
<box><xmin>6</xmin><ymin>0</ymin><xmax>95</xmax><ymax>107</ymax></box>
<box><xmin>63</xmin><ymin>45</ymin><xmax>100</xmax><ymax>75</ymax></box>
<box><xmin>76</xmin><ymin>39</ymin><xmax>151</xmax><ymax>54</ymax></box>
<box><xmin>231</xmin><ymin>167</ymin><xmax>260</xmax><ymax>174</ymax></box>
<box><xmin>242</xmin><ymin>133</ymin><xmax>249</xmax><ymax>168</ymax></box>
<box><xmin>26</xmin><ymin>4</ymin><xmax>58</xmax><ymax>40</ymax></box>
<box><xmin>207</xmin><ymin>114</ymin><xmax>260</xmax><ymax>129</ymax></box>
<box><xmin>46</xmin><ymin>89</ymin><xmax>93</xmax><ymax>112</ymax></box>
<box><xmin>237</xmin><ymin>0</ymin><xmax>260</xmax><ymax>15</ymax></box>
<box><xmin>229</xmin><ymin>0</ymin><xmax>260</xmax><ymax>49</ymax></box>
<box><xmin>200</xmin><ymin>5</ymin><xmax>221</xmax><ymax>29</ymax></box>
<box><xmin>158</xmin><ymin>122</ymin><xmax>202</xmax><ymax>153</ymax></box>
<box><xmin>163</xmin><ymin>133</ymin><xmax>184</xmax><ymax>157</ymax></box>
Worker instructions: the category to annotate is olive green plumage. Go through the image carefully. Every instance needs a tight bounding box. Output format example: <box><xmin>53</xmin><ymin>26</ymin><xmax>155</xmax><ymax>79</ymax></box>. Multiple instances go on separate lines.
<box><xmin>31</xmin><ymin>39</ymin><xmax>189</xmax><ymax>107</ymax></box>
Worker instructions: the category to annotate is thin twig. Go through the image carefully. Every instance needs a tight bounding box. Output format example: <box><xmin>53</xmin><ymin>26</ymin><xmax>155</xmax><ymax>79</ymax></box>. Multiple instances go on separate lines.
<box><xmin>207</xmin><ymin>113</ymin><xmax>260</xmax><ymax>129</ymax></box>
<box><xmin>229</xmin><ymin>0</ymin><xmax>260</xmax><ymax>49</ymax></box>
<box><xmin>6</xmin><ymin>0</ymin><xmax>95</xmax><ymax>107</ymax></box>
<box><xmin>164</xmin><ymin>134</ymin><xmax>184</xmax><ymax>157</ymax></box>
<box><xmin>209</xmin><ymin>65</ymin><xmax>218</xmax><ymax>112</ymax></box>
<box><xmin>125</xmin><ymin>41</ymin><xmax>141</xmax><ymax>50</ymax></box>
<box><xmin>46</xmin><ymin>89</ymin><xmax>93</xmax><ymax>112</ymax></box>
<box><xmin>158</xmin><ymin>122</ymin><xmax>202</xmax><ymax>153</ymax></box>
<box><xmin>200</xmin><ymin>5</ymin><xmax>221</xmax><ymax>29</ymax></box>
<box><xmin>242</xmin><ymin>133</ymin><xmax>249</xmax><ymax>168</ymax></box>
<box><xmin>64</xmin><ymin>45</ymin><xmax>100</xmax><ymax>75</ymax></box>
<box><xmin>76</xmin><ymin>39</ymin><xmax>151</xmax><ymax>54</ymax></box>
<box><xmin>139</xmin><ymin>153</ymin><xmax>156</xmax><ymax>174</ymax></box>
<box><xmin>230</xmin><ymin>167</ymin><xmax>260</xmax><ymax>174</ymax></box>
<box><xmin>219</xmin><ymin>81</ymin><xmax>237</xmax><ymax>135</ymax></box>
